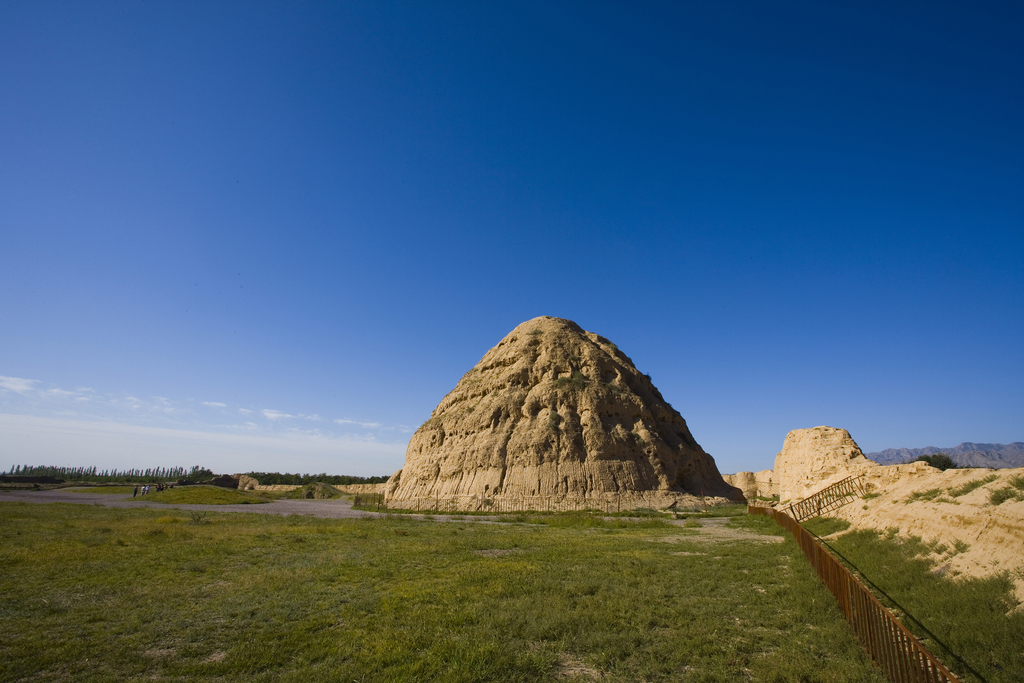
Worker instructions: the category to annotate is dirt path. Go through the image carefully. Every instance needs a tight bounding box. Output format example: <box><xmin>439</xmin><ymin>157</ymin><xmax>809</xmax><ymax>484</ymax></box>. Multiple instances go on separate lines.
<box><xmin>0</xmin><ymin>489</ymin><xmax>750</xmax><ymax>531</ymax></box>
<box><xmin>0</xmin><ymin>488</ymin><xmax>386</xmax><ymax>519</ymax></box>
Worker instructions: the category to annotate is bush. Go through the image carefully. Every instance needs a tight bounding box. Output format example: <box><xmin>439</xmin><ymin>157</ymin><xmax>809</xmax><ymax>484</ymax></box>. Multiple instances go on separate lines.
<box><xmin>989</xmin><ymin>477</ymin><xmax>1024</xmax><ymax>505</ymax></box>
<box><xmin>948</xmin><ymin>474</ymin><xmax>999</xmax><ymax>498</ymax></box>
<box><xmin>553</xmin><ymin>370</ymin><xmax>588</xmax><ymax>391</ymax></box>
<box><xmin>915</xmin><ymin>453</ymin><xmax>957</xmax><ymax>471</ymax></box>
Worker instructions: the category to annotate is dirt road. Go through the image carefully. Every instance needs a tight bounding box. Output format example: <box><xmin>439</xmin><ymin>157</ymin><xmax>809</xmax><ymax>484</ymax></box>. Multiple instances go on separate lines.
<box><xmin>0</xmin><ymin>488</ymin><xmax>382</xmax><ymax>519</ymax></box>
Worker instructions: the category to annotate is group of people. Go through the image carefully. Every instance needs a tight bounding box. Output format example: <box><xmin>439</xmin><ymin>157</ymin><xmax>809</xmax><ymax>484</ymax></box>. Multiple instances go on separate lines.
<box><xmin>131</xmin><ymin>483</ymin><xmax>173</xmax><ymax>497</ymax></box>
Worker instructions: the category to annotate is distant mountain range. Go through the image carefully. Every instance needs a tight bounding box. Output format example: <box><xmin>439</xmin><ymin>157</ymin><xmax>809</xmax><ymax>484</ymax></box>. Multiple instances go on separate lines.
<box><xmin>864</xmin><ymin>442</ymin><xmax>1024</xmax><ymax>469</ymax></box>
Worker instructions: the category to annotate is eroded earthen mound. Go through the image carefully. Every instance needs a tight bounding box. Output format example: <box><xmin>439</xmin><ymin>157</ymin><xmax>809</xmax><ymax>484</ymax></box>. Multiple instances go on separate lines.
<box><xmin>774</xmin><ymin>426</ymin><xmax>875</xmax><ymax>501</ymax></box>
<box><xmin>386</xmin><ymin>316</ymin><xmax>740</xmax><ymax>508</ymax></box>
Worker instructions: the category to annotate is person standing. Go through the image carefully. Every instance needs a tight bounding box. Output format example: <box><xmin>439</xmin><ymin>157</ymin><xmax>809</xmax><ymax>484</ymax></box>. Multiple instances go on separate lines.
<box><xmin>133</xmin><ymin>485</ymin><xmax>138</xmax><ymax>497</ymax></box>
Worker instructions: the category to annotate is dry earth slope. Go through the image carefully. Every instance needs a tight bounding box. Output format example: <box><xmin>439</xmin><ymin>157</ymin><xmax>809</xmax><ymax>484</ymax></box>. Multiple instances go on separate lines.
<box><xmin>386</xmin><ymin>316</ymin><xmax>741</xmax><ymax>509</ymax></box>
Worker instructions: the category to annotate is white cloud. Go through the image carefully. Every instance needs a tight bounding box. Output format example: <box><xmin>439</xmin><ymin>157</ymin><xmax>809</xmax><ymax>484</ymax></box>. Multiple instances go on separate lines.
<box><xmin>0</xmin><ymin>414</ymin><xmax>405</xmax><ymax>476</ymax></box>
<box><xmin>0</xmin><ymin>376</ymin><xmax>39</xmax><ymax>394</ymax></box>
<box><xmin>261</xmin><ymin>409</ymin><xmax>320</xmax><ymax>421</ymax></box>
<box><xmin>0</xmin><ymin>374</ymin><xmax>407</xmax><ymax>454</ymax></box>
<box><xmin>334</xmin><ymin>418</ymin><xmax>383</xmax><ymax>428</ymax></box>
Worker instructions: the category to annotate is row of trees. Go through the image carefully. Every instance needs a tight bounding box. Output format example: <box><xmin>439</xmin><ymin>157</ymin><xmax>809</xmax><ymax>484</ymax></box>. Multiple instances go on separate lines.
<box><xmin>3</xmin><ymin>465</ymin><xmax>213</xmax><ymax>483</ymax></box>
<box><xmin>2</xmin><ymin>465</ymin><xmax>390</xmax><ymax>485</ymax></box>
<box><xmin>245</xmin><ymin>472</ymin><xmax>389</xmax><ymax>486</ymax></box>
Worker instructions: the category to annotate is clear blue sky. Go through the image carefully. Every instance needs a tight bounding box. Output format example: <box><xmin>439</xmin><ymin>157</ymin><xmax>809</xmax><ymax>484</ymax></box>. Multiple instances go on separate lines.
<box><xmin>1</xmin><ymin>1</ymin><xmax>1021</xmax><ymax>477</ymax></box>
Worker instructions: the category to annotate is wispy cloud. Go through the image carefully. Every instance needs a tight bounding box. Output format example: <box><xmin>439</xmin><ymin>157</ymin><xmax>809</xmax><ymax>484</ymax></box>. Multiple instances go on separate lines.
<box><xmin>0</xmin><ymin>376</ymin><xmax>39</xmax><ymax>394</ymax></box>
<box><xmin>1</xmin><ymin>373</ymin><xmax>406</xmax><ymax>446</ymax></box>
<box><xmin>261</xmin><ymin>409</ymin><xmax>320</xmax><ymax>421</ymax></box>
<box><xmin>0</xmin><ymin>414</ymin><xmax>405</xmax><ymax>476</ymax></box>
<box><xmin>334</xmin><ymin>418</ymin><xmax>383</xmax><ymax>428</ymax></box>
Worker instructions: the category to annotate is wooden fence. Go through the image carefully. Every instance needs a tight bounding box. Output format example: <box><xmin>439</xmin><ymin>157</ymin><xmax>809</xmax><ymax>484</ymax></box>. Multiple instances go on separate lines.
<box><xmin>749</xmin><ymin>505</ymin><xmax>961</xmax><ymax>683</ymax></box>
<box><xmin>785</xmin><ymin>475</ymin><xmax>865</xmax><ymax>522</ymax></box>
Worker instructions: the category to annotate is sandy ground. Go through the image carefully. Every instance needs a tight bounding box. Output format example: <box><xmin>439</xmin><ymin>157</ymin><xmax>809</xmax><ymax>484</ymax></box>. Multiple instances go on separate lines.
<box><xmin>826</xmin><ymin>466</ymin><xmax>1024</xmax><ymax>604</ymax></box>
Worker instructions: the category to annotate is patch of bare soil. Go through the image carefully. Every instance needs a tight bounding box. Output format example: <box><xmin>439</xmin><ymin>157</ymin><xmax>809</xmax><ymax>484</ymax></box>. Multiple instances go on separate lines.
<box><xmin>652</xmin><ymin>527</ymin><xmax>784</xmax><ymax>545</ymax></box>
<box><xmin>473</xmin><ymin>548</ymin><xmax>522</xmax><ymax>557</ymax></box>
<box><xmin>554</xmin><ymin>653</ymin><xmax>603</xmax><ymax>680</ymax></box>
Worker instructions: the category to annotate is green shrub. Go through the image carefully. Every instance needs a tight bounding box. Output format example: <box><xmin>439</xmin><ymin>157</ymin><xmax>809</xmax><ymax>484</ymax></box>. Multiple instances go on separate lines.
<box><xmin>905</xmin><ymin>488</ymin><xmax>944</xmax><ymax>503</ymax></box>
<box><xmin>915</xmin><ymin>453</ymin><xmax>957</xmax><ymax>471</ymax></box>
<box><xmin>553</xmin><ymin>370</ymin><xmax>588</xmax><ymax>391</ymax></box>
<box><xmin>989</xmin><ymin>486</ymin><xmax>1024</xmax><ymax>505</ymax></box>
<box><xmin>948</xmin><ymin>474</ymin><xmax>999</xmax><ymax>498</ymax></box>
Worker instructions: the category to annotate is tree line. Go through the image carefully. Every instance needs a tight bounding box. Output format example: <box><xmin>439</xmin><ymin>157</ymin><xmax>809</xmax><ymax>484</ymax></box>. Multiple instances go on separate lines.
<box><xmin>2</xmin><ymin>464</ymin><xmax>389</xmax><ymax>485</ymax></box>
<box><xmin>2</xmin><ymin>465</ymin><xmax>211</xmax><ymax>483</ymax></box>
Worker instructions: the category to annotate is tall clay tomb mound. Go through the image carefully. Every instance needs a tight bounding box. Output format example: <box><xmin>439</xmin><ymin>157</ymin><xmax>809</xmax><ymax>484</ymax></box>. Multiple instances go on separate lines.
<box><xmin>385</xmin><ymin>316</ymin><xmax>742</xmax><ymax>510</ymax></box>
<box><xmin>774</xmin><ymin>426</ymin><xmax>876</xmax><ymax>502</ymax></box>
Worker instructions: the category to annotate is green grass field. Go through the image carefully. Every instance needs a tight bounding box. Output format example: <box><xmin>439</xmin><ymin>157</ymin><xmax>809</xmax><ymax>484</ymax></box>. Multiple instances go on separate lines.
<box><xmin>0</xmin><ymin>502</ymin><xmax>888</xmax><ymax>682</ymax></box>
<box><xmin>803</xmin><ymin>517</ymin><xmax>1024</xmax><ymax>683</ymax></box>
<box><xmin>143</xmin><ymin>486</ymin><xmax>269</xmax><ymax>505</ymax></box>
<box><xmin>67</xmin><ymin>485</ymin><xmax>269</xmax><ymax>504</ymax></box>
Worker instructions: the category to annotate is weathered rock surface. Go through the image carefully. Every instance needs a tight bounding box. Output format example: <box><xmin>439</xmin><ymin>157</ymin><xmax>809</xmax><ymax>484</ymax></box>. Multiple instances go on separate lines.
<box><xmin>386</xmin><ymin>316</ymin><xmax>741</xmax><ymax>508</ymax></box>
<box><xmin>334</xmin><ymin>483</ymin><xmax>385</xmax><ymax>495</ymax></box>
<box><xmin>774</xmin><ymin>427</ymin><xmax>876</xmax><ymax>502</ymax></box>
<box><xmin>237</xmin><ymin>474</ymin><xmax>260</xmax><ymax>491</ymax></box>
<box><xmin>723</xmin><ymin>469</ymin><xmax>776</xmax><ymax>500</ymax></box>
<box><xmin>722</xmin><ymin>472</ymin><xmax>757</xmax><ymax>499</ymax></box>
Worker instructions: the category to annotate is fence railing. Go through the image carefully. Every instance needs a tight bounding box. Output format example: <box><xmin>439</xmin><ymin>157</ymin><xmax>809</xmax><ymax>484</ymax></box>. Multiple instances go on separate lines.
<box><xmin>785</xmin><ymin>475</ymin><xmax>864</xmax><ymax>522</ymax></box>
<box><xmin>749</xmin><ymin>505</ymin><xmax>961</xmax><ymax>683</ymax></box>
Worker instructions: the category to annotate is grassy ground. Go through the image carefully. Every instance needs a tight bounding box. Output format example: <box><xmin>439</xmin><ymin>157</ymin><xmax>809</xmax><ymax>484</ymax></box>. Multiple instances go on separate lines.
<box><xmin>352</xmin><ymin>503</ymin><xmax>751</xmax><ymax>520</ymax></box>
<box><xmin>802</xmin><ymin>517</ymin><xmax>1024</xmax><ymax>683</ymax></box>
<box><xmin>0</xmin><ymin>502</ymin><xmax>886</xmax><ymax>682</ymax></box>
<box><xmin>275</xmin><ymin>483</ymin><xmax>344</xmax><ymax>500</ymax></box>
<box><xmin>141</xmin><ymin>486</ymin><xmax>269</xmax><ymax>505</ymax></box>
<box><xmin>66</xmin><ymin>485</ymin><xmax>269</xmax><ymax>504</ymax></box>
